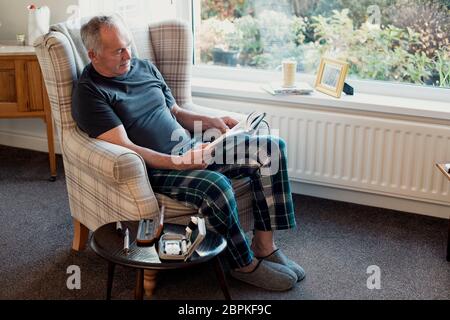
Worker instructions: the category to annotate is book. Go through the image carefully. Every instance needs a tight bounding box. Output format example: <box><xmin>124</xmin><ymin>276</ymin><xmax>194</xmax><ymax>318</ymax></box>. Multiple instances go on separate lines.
<box><xmin>261</xmin><ymin>81</ymin><xmax>314</xmax><ymax>96</ymax></box>
<box><xmin>205</xmin><ymin>111</ymin><xmax>268</xmax><ymax>152</ymax></box>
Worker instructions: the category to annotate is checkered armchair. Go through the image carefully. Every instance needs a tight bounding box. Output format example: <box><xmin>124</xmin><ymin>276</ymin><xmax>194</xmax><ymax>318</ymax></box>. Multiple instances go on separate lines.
<box><xmin>34</xmin><ymin>19</ymin><xmax>254</xmax><ymax>251</ymax></box>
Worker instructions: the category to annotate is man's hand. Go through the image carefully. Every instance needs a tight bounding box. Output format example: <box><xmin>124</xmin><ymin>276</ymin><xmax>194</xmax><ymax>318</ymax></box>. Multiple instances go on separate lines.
<box><xmin>176</xmin><ymin>143</ymin><xmax>210</xmax><ymax>170</ymax></box>
<box><xmin>208</xmin><ymin>116</ymin><xmax>239</xmax><ymax>134</ymax></box>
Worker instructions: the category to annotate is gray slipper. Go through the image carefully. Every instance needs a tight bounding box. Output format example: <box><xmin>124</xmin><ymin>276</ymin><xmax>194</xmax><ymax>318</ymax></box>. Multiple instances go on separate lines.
<box><xmin>258</xmin><ymin>249</ymin><xmax>306</xmax><ymax>282</ymax></box>
<box><xmin>230</xmin><ymin>259</ymin><xmax>297</xmax><ymax>291</ymax></box>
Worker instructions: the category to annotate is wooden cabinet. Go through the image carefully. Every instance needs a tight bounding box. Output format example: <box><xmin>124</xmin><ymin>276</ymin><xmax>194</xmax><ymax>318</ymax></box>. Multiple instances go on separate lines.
<box><xmin>0</xmin><ymin>46</ymin><xmax>56</xmax><ymax>179</ymax></box>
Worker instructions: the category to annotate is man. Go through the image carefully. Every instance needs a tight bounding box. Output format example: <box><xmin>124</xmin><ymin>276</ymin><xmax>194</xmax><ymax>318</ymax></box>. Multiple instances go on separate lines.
<box><xmin>72</xmin><ymin>16</ymin><xmax>305</xmax><ymax>291</ymax></box>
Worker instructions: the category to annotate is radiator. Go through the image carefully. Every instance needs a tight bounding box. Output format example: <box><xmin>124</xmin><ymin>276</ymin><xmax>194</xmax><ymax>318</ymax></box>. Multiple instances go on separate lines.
<box><xmin>194</xmin><ymin>97</ymin><xmax>450</xmax><ymax>207</ymax></box>
<box><xmin>269</xmin><ymin>111</ymin><xmax>450</xmax><ymax>205</ymax></box>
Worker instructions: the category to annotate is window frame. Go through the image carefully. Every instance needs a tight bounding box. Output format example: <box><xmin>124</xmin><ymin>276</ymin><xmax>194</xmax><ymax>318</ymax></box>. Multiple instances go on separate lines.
<box><xmin>189</xmin><ymin>0</ymin><xmax>450</xmax><ymax>104</ymax></box>
<box><xmin>192</xmin><ymin>65</ymin><xmax>450</xmax><ymax>103</ymax></box>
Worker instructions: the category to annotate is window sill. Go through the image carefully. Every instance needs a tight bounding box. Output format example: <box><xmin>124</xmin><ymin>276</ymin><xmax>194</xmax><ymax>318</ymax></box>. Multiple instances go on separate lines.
<box><xmin>191</xmin><ymin>77</ymin><xmax>450</xmax><ymax>122</ymax></box>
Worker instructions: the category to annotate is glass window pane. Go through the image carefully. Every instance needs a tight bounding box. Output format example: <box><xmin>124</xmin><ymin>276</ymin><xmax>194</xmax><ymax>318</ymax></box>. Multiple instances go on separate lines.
<box><xmin>194</xmin><ymin>0</ymin><xmax>450</xmax><ymax>88</ymax></box>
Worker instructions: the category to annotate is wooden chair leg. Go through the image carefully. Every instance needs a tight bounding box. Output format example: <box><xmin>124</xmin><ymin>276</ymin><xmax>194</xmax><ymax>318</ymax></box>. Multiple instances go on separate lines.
<box><xmin>72</xmin><ymin>218</ymin><xmax>89</xmax><ymax>251</ymax></box>
<box><xmin>43</xmin><ymin>107</ymin><xmax>57</xmax><ymax>180</ymax></box>
<box><xmin>143</xmin><ymin>270</ymin><xmax>158</xmax><ymax>299</ymax></box>
<box><xmin>135</xmin><ymin>269</ymin><xmax>144</xmax><ymax>300</ymax></box>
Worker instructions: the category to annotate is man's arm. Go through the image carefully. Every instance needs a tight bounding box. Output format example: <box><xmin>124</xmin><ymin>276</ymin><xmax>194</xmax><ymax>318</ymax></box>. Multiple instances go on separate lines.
<box><xmin>171</xmin><ymin>104</ymin><xmax>238</xmax><ymax>133</ymax></box>
<box><xmin>97</xmin><ymin>125</ymin><xmax>208</xmax><ymax>171</ymax></box>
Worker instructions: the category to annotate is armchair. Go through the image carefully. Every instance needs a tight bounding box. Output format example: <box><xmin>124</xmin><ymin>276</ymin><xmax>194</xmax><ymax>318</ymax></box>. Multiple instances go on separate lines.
<box><xmin>34</xmin><ymin>19</ymin><xmax>254</xmax><ymax>254</ymax></box>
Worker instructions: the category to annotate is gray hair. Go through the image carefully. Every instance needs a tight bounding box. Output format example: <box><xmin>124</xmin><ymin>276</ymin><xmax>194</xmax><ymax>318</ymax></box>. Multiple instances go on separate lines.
<box><xmin>80</xmin><ymin>15</ymin><xmax>128</xmax><ymax>53</ymax></box>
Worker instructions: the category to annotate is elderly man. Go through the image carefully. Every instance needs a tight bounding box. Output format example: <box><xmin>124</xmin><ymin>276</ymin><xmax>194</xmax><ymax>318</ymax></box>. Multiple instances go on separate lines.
<box><xmin>72</xmin><ymin>16</ymin><xmax>305</xmax><ymax>291</ymax></box>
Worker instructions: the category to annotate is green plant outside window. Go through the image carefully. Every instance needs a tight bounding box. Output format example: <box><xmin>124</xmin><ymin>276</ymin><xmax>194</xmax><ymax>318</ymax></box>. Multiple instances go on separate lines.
<box><xmin>196</xmin><ymin>0</ymin><xmax>450</xmax><ymax>88</ymax></box>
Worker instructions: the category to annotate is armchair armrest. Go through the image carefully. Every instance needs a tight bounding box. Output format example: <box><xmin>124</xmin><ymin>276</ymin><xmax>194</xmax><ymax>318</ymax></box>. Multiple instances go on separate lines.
<box><xmin>64</xmin><ymin>128</ymin><xmax>149</xmax><ymax>184</ymax></box>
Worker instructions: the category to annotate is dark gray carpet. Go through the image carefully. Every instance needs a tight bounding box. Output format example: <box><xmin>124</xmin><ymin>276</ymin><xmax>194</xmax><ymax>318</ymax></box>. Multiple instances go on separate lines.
<box><xmin>0</xmin><ymin>145</ymin><xmax>448</xmax><ymax>300</ymax></box>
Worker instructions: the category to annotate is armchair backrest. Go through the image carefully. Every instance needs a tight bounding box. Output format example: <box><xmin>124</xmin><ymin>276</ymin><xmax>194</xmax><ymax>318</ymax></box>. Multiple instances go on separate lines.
<box><xmin>147</xmin><ymin>20</ymin><xmax>193</xmax><ymax>107</ymax></box>
<box><xmin>34</xmin><ymin>18</ymin><xmax>194</xmax><ymax>149</ymax></box>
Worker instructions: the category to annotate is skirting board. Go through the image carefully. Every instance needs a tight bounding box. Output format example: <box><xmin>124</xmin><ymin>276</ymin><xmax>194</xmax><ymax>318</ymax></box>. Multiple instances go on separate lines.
<box><xmin>292</xmin><ymin>181</ymin><xmax>449</xmax><ymax>220</ymax></box>
<box><xmin>0</xmin><ymin>129</ymin><xmax>61</xmax><ymax>155</ymax></box>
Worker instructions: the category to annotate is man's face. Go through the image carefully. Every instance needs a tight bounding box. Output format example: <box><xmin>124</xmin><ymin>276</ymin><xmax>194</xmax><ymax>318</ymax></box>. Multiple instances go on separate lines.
<box><xmin>89</xmin><ymin>25</ymin><xmax>132</xmax><ymax>77</ymax></box>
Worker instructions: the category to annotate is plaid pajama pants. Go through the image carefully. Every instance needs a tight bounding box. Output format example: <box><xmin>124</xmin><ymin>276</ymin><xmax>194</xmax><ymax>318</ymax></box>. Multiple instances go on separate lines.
<box><xmin>147</xmin><ymin>135</ymin><xmax>296</xmax><ymax>269</ymax></box>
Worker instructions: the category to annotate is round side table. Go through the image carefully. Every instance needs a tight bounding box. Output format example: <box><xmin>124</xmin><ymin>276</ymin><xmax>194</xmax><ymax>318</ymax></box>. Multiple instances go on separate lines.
<box><xmin>90</xmin><ymin>222</ymin><xmax>231</xmax><ymax>300</ymax></box>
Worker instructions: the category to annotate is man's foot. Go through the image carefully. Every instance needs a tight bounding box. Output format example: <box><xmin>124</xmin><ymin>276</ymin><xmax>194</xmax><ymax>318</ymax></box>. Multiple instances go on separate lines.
<box><xmin>256</xmin><ymin>249</ymin><xmax>306</xmax><ymax>282</ymax></box>
<box><xmin>230</xmin><ymin>259</ymin><xmax>297</xmax><ymax>291</ymax></box>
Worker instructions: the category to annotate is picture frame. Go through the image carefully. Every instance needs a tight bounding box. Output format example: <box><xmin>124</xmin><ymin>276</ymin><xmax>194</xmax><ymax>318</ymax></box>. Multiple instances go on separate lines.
<box><xmin>315</xmin><ymin>57</ymin><xmax>349</xmax><ymax>98</ymax></box>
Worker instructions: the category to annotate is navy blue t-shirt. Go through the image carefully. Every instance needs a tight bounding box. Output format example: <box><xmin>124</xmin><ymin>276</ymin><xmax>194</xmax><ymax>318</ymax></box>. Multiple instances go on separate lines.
<box><xmin>72</xmin><ymin>58</ymin><xmax>192</xmax><ymax>155</ymax></box>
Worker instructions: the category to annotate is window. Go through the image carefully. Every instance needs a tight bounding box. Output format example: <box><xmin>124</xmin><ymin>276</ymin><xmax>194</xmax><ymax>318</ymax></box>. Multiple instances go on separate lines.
<box><xmin>193</xmin><ymin>0</ymin><xmax>450</xmax><ymax>89</ymax></box>
<box><xmin>77</xmin><ymin>0</ymin><xmax>187</xmax><ymax>28</ymax></box>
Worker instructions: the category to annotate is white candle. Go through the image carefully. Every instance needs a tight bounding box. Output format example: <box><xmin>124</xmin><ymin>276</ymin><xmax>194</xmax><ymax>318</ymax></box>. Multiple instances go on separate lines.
<box><xmin>124</xmin><ymin>228</ymin><xmax>130</xmax><ymax>254</ymax></box>
<box><xmin>282</xmin><ymin>59</ymin><xmax>297</xmax><ymax>88</ymax></box>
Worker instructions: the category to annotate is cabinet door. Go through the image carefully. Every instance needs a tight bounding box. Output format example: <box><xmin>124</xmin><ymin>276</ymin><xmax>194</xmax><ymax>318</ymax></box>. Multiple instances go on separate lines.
<box><xmin>27</xmin><ymin>60</ymin><xmax>45</xmax><ymax>112</ymax></box>
<box><xmin>0</xmin><ymin>59</ymin><xmax>29</xmax><ymax>113</ymax></box>
<box><xmin>14</xmin><ymin>59</ymin><xmax>29</xmax><ymax>112</ymax></box>
<box><xmin>0</xmin><ymin>60</ymin><xmax>17</xmax><ymax>103</ymax></box>
<box><xmin>0</xmin><ymin>56</ymin><xmax>48</xmax><ymax>116</ymax></box>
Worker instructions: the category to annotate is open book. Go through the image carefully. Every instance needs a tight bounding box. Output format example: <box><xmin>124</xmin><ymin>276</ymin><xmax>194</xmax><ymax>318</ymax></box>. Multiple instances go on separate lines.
<box><xmin>206</xmin><ymin>111</ymin><xmax>268</xmax><ymax>151</ymax></box>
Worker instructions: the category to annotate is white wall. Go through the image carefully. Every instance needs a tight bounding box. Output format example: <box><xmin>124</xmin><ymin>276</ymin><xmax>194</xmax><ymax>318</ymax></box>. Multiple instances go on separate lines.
<box><xmin>0</xmin><ymin>0</ymin><xmax>76</xmax><ymax>154</ymax></box>
<box><xmin>0</xmin><ymin>0</ymin><xmax>77</xmax><ymax>40</ymax></box>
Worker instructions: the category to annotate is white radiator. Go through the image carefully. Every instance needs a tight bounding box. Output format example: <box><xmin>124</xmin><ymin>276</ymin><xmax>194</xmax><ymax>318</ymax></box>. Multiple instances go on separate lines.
<box><xmin>194</xmin><ymin>97</ymin><xmax>450</xmax><ymax>209</ymax></box>
<box><xmin>270</xmin><ymin>111</ymin><xmax>450</xmax><ymax>205</ymax></box>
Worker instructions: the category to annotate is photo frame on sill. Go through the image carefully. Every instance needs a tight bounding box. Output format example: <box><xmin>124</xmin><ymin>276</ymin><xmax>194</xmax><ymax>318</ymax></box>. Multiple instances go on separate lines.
<box><xmin>315</xmin><ymin>57</ymin><xmax>349</xmax><ymax>98</ymax></box>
